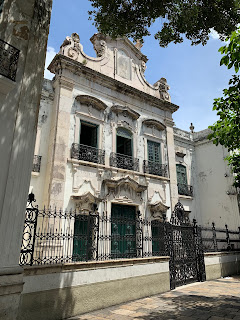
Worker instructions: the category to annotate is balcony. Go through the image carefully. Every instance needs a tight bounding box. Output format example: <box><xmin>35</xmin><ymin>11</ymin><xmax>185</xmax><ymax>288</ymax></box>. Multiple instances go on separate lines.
<box><xmin>143</xmin><ymin>161</ymin><xmax>168</xmax><ymax>177</ymax></box>
<box><xmin>110</xmin><ymin>152</ymin><xmax>139</xmax><ymax>171</ymax></box>
<box><xmin>0</xmin><ymin>39</ymin><xmax>20</xmax><ymax>81</ymax></box>
<box><xmin>177</xmin><ymin>183</ymin><xmax>193</xmax><ymax>197</ymax></box>
<box><xmin>32</xmin><ymin>155</ymin><xmax>42</xmax><ymax>173</ymax></box>
<box><xmin>71</xmin><ymin>143</ymin><xmax>105</xmax><ymax>165</ymax></box>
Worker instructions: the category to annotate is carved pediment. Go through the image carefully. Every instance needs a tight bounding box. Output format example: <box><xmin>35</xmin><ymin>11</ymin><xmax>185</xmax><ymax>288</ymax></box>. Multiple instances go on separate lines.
<box><xmin>111</xmin><ymin>105</ymin><xmax>140</xmax><ymax>120</ymax></box>
<box><xmin>105</xmin><ymin>176</ymin><xmax>147</xmax><ymax>193</ymax></box>
<box><xmin>142</xmin><ymin>119</ymin><xmax>165</xmax><ymax>131</ymax></box>
<box><xmin>75</xmin><ymin>95</ymin><xmax>108</xmax><ymax>111</ymax></box>
<box><xmin>72</xmin><ymin>192</ymin><xmax>102</xmax><ymax>212</ymax></box>
<box><xmin>148</xmin><ymin>201</ymin><xmax>169</xmax><ymax>220</ymax></box>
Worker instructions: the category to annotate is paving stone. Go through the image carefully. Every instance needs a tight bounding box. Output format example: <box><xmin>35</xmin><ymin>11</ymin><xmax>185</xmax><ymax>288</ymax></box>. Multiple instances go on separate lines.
<box><xmin>67</xmin><ymin>277</ymin><xmax>240</xmax><ymax>320</ymax></box>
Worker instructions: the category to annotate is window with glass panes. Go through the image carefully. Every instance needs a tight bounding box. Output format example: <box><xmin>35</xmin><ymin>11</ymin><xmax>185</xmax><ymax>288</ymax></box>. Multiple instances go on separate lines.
<box><xmin>116</xmin><ymin>128</ymin><xmax>132</xmax><ymax>156</ymax></box>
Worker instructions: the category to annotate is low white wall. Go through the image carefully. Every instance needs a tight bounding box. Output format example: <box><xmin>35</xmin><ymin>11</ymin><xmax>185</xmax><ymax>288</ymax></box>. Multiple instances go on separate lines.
<box><xmin>18</xmin><ymin>257</ymin><xmax>170</xmax><ymax>320</ymax></box>
<box><xmin>204</xmin><ymin>252</ymin><xmax>240</xmax><ymax>280</ymax></box>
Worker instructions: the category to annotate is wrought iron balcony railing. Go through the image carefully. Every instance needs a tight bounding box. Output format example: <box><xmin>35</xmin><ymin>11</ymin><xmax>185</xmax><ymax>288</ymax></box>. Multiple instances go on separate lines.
<box><xmin>110</xmin><ymin>152</ymin><xmax>139</xmax><ymax>171</ymax></box>
<box><xmin>143</xmin><ymin>160</ymin><xmax>168</xmax><ymax>177</ymax></box>
<box><xmin>177</xmin><ymin>183</ymin><xmax>193</xmax><ymax>197</ymax></box>
<box><xmin>71</xmin><ymin>143</ymin><xmax>105</xmax><ymax>165</ymax></box>
<box><xmin>32</xmin><ymin>155</ymin><xmax>42</xmax><ymax>173</ymax></box>
<box><xmin>0</xmin><ymin>39</ymin><xmax>20</xmax><ymax>81</ymax></box>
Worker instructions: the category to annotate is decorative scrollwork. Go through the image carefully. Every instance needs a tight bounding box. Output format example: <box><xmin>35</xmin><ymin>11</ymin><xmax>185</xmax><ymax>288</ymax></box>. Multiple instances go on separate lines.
<box><xmin>143</xmin><ymin>161</ymin><xmax>168</xmax><ymax>177</ymax></box>
<box><xmin>110</xmin><ymin>152</ymin><xmax>139</xmax><ymax>172</ymax></box>
<box><xmin>0</xmin><ymin>39</ymin><xmax>19</xmax><ymax>82</ymax></box>
<box><xmin>71</xmin><ymin>143</ymin><xmax>105</xmax><ymax>165</ymax></box>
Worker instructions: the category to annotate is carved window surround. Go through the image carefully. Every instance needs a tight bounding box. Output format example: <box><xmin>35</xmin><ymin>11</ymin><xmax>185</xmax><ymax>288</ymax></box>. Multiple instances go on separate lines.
<box><xmin>148</xmin><ymin>201</ymin><xmax>170</xmax><ymax>220</ymax></box>
<box><xmin>72</xmin><ymin>192</ymin><xmax>102</xmax><ymax>213</ymax></box>
<box><xmin>111</xmin><ymin>105</ymin><xmax>140</xmax><ymax>121</ymax></box>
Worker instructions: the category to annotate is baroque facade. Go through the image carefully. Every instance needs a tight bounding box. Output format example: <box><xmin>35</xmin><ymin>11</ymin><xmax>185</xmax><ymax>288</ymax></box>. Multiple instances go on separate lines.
<box><xmin>30</xmin><ymin>32</ymin><xmax>240</xmax><ymax>234</ymax></box>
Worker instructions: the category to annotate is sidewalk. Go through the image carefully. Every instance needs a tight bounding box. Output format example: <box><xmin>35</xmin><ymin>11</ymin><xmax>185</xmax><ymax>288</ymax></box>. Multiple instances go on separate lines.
<box><xmin>69</xmin><ymin>276</ymin><xmax>240</xmax><ymax>320</ymax></box>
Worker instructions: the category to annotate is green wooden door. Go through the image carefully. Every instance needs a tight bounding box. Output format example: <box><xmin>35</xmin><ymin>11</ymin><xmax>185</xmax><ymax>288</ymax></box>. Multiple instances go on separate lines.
<box><xmin>111</xmin><ymin>204</ymin><xmax>136</xmax><ymax>258</ymax></box>
<box><xmin>73</xmin><ymin>217</ymin><xmax>89</xmax><ymax>261</ymax></box>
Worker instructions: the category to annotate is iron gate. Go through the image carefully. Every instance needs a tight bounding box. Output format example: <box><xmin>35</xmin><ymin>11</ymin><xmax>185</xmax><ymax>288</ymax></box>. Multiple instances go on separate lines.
<box><xmin>167</xmin><ymin>202</ymin><xmax>206</xmax><ymax>290</ymax></box>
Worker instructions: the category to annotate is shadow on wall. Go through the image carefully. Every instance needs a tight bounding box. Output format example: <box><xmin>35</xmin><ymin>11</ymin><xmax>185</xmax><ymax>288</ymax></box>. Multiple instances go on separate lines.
<box><xmin>18</xmin><ymin>268</ymin><xmax>76</xmax><ymax>320</ymax></box>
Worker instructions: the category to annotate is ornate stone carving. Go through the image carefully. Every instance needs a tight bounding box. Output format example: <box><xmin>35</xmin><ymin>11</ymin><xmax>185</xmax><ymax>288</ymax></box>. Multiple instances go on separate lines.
<box><xmin>90</xmin><ymin>34</ymin><xmax>107</xmax><ymax>57</ymax></box>
<box><xmin>148</xmin><ymin>201</ymin><xmax>170</xmax><ymax>220</ymax></box>
<box><xmin>72</xmin><ymin>192</ymin><xmax>102</xmax><ymax>213</ymax></box>
<box><xmin>142</xmin><ymin>119</ymin><xmax>165</xmax><ymax>131</ymax></box>
<box><xmin>60</xmin><ymin>33</ymin><xmax>81</xmax><ymax>60</ymax></box>
<box><xmin>154</xmin><ymin>78</ymin><xmax>171</xmax><ymax>102</ymax></box>
<box><xmin>111</xmin><ymin>105</ymin><xmax>140</xmax><ymax>121</ymax></box>
<box><xmin>141</xmin><ymin>60</ymin><xmax>146</xmax><ymax>73</ymax></box>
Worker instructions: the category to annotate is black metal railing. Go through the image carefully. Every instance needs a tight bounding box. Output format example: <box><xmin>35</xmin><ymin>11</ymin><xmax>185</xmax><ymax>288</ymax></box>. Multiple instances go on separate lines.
<box><xmin>71</xmin><ymin>143</ymin><xmax>105</xmax><ymax>165</ymax></box>
<box><xmin>32</xmin><ymin>155</ymin><xmax>42</xmax><ymax>173</ymax></box>
<box><xmin>201</xmin><ymin>223</ymin><xmax>240</xmax><ymax>252</ymax></box>
<box><xmin>110</xmin><ymin>152</ymin><xmax>139</xmax><ymax>171</ymax></box>
<box><xmin>177</xmin><ymin>183</ymin><xmax>193</xmax><ymax>197</ymax></box>
<box><xmin>143</xmin><ymin>161</ymin><xmax>168</xmax><ymax>177</ymax></box>
<box><xmin>0</xmin><ymin>39</ymin><xmax>20</xmax><ymax>81</ymax></box>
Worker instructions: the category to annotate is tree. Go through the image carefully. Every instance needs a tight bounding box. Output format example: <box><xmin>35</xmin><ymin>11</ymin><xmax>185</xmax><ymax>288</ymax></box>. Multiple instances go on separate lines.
<box><xmin>208</xmin><ymin>27</ymin><xmax>240</xmax><ymax>188</ymax></box>
<box><xmin>89</xmin><ymin>0</ymin><xmax>240</xmax><ymax>47</ymax></box>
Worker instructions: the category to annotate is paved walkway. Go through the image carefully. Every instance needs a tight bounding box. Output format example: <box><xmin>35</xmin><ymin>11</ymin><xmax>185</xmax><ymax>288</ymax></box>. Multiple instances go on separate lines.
<box><xmin>69</xmin><ymin>276</ymin><xmax>240</xmax><ymax>320</ymax></box>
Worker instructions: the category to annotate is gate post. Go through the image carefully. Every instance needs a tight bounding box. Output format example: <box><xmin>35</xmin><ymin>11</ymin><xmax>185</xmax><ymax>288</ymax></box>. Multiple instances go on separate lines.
<box><xmin>193</xmin><ymin>219</ymin><xmax>206</xmax><ymax>282</ymax></box>
<box><xmin>19</xmin><ymin>193</ymin><xmax>39</xmax><ymax>266</ymax></box>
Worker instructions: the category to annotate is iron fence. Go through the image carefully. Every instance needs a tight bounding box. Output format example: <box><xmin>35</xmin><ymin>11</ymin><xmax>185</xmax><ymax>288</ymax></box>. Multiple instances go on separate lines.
<box><xmin>0</xmin><ymin>39</ymin><xmax>19</xmax><ymax>81</ymax></box>
<box><xmin>177</xmin><ymin>183</ymin><xmax>193</xmax><ymax>197</ymax></box>
<box><xmin>143</xmin><ymin>161</ymin><xmax>168</xmax><ymax>177</ymax></box>
<box><xmin>201</xmin><ymin>223</ymin><xmax>240</xmax><ymax>252</ymax></box>
<box><xmin>20</xmin><ymin>198</ymin><xmax>240</xmax><ymax>267</ymax></box>
<box><xmin>71</xmin><ymin>143</ymin><xmax>105</xmax><ymax>165</ymax></box>
<box><xmin>110</xmin><ymin>152</ymin><xmax>139</xmax><ymax>171</ymax></box>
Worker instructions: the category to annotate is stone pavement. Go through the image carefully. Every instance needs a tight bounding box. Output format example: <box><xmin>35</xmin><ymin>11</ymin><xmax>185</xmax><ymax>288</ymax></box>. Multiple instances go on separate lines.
<box><xmin>69</xmin><ymin>276</ymin><xmax>240</xmax><ymax>320</ymax></box>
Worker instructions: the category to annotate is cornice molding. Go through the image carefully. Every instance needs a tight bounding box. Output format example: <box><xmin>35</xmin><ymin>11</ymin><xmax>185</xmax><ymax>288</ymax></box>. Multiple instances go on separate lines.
<box><xmin>75</xmin><ymin>95</ymin><xmax>108</xmax><ymax>111</ymax></box>
<box><xmin>142</xmin><ymin>119</ymin><xmax>165</xmax><ymax>131</ymax></box>
<box><xmin>111</xmin><ymin>105</ymin><xmax>140</xmax><ymax>120</ymax></box>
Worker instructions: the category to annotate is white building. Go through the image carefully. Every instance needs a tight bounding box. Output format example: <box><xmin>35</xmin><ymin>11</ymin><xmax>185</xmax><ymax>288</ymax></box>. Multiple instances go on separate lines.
<box><xmin>30</xmin><ymin>32</ymin><xmax>240</xmax><ymax>232</ymax></box>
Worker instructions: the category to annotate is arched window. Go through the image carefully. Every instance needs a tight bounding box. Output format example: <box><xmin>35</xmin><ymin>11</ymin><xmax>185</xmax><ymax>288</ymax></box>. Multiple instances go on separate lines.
<box><xmin>116</xmin><ymin>127</ymin><xmax>133</xmax><ymax>156</ymax></box>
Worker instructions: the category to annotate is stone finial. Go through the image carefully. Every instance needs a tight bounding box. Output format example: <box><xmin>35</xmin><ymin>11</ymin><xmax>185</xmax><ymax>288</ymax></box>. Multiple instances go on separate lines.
<box><xmin>190</xmin><ymin>123</ymin><xmax>195</xmax><ymax>133</ymax></box>
<box><xmin>135</xmin><ymin>39</ymin><xmax>143</xmax><ymax>50</ymax></box>
<box><xmin>90</xmin><ymin>33</ymin><xmax>107</xmax><ymax>57</ymax></box>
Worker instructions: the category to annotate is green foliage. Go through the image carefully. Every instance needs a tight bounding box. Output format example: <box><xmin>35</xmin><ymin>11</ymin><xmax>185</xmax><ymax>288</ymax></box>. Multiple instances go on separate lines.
<box><xmin>208</xmin><ymin>27</ymin><xmax>240</xmax><ymax>188</ymax></box>
<box><xmin>88</xmin><ymin>0</ymin><xmax>240</xmax><ymax>47</ymax></box>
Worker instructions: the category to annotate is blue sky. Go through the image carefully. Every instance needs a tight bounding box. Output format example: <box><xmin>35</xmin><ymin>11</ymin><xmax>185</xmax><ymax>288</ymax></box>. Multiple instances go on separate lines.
<box><xmin>45</xmin><ymin>0</ymin><xmax>234</xmax><ymax>132</ymax></box>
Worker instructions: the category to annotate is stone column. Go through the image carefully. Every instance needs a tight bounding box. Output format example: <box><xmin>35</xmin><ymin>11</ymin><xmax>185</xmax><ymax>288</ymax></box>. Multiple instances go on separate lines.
<box><xmin>46</xmin><ymin>77</ymin><xmax>74</xmax><ymax>209</ymax></box>
<box><xmin>0</xmin><ymin>1</ymin><xmax>52</xmax><ymax>319</ymax></box>
<box><xmin>165</xmin><ymin>119</ymin><xmax>178</xmax><ymax>211</ymax></box>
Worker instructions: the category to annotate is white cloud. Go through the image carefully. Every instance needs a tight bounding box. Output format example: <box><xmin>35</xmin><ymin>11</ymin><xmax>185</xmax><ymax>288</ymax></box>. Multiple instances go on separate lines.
<box><xmin>44</xmin><ymin>46</ymin><xmax>57</xmax><ymax>80</ymax></box>
<box><xmin>210</xmin><ymin>29</ymin><xmax>220</xmax><ymax>40</ymax></box>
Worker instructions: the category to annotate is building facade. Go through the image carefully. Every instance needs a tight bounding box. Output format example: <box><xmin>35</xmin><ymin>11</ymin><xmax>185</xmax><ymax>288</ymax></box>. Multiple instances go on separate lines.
<box><xmin>30</xmin><ymin>32</ymin><xmax>240</xmax><ymax>237</ymax></box>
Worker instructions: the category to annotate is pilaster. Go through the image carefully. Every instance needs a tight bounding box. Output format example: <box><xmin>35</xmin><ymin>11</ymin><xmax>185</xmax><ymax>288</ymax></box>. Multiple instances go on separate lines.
<box><xmin>165</xmin><ymin>119</ymin><xmax>178</xmax><ymax>211</ymax></box>
<box><xmin>48</xmin><ymin>77</ymin><xmax>74</xmax><ymax>209</ymax></box>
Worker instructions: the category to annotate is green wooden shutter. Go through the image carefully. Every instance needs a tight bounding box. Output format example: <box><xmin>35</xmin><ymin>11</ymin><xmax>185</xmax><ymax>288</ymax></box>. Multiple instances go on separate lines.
<box><xmin>148</xmin><ymin>140</ymin><xmax>161</xmax><ymax>163</ymax></box>
<box><xmin>176</xmin><ymin>164</ymin><xmax>187</xmax><ymax>185</ymax></box>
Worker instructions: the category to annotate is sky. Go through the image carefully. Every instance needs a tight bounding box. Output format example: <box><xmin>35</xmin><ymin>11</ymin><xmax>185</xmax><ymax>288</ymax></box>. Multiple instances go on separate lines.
<box><xmin>44</xmin><ymin>0</ymin><xmax>235</xmax><ymax>132</ymax></box>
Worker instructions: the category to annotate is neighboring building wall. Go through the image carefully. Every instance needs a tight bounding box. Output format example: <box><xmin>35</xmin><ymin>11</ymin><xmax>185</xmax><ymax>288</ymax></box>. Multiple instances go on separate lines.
<box><xmin>194</xmin><ymin>130</ymin><xmax>240</xmax><ymax>229</ymax></box>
